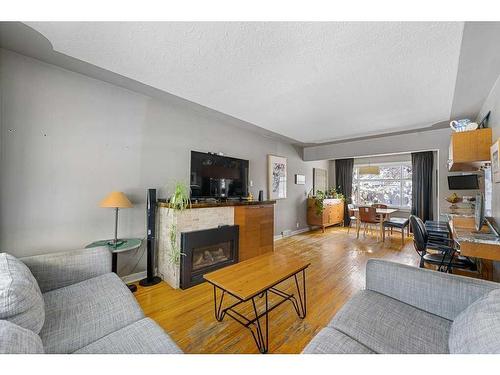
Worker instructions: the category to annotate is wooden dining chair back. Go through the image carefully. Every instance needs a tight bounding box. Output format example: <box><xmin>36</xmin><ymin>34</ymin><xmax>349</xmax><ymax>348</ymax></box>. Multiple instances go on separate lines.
<box><xmin>358</xmin><ymin>206</ymin><xmax>378</xmax><ymax>223</ymax></box>
<box><xmin>372</xmin><ymin>203</ymin><xmax>387</xmax><ymax>221</ymax></box>
<box><xmin>357</xmin><ymin>206</ymin><xmax>381</xmax><ymax>240</ymax></box>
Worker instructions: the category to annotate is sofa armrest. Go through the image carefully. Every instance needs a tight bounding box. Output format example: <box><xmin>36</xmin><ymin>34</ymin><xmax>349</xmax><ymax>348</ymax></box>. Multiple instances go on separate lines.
<box><xmin>365</xmin><ymin>259</ymin><xmax>500</xmax><ymax>321</ymax></box>
<box><xmin>21</xmin><ymin>247</ymin><xmax>112</xmax><ymax>293</ymax></box>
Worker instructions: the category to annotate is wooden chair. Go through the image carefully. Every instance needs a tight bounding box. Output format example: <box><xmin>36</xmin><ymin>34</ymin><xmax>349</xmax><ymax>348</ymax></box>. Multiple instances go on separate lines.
<box><xmin>372</xmin><ymin>203</ymin><xmax>387</xmax><ymax>222</ymax></box>
<box><xmin>347</xmin><ymin>204</ymin><xmax>357</xmax><ymax>234</ymax></box>
<box><xmin>357</xmin><ymin>206</ymin><xmax>381</xmax><ymax>240</ymax></box>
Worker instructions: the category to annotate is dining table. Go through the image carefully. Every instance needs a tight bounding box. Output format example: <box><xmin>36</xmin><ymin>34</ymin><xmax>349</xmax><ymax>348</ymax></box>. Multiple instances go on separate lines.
<box><xmin>351</xmin><ymin>207</ymin><xmax>399</xmax><ymax>241</ymax></box>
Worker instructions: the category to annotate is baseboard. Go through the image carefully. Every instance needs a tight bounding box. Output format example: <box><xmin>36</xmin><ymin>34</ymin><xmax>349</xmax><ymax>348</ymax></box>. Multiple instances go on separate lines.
<box><xmin>274</xmin><ymin>226</ymin><xmax>319</xmax><ymax>241</ymax></box>
<box><xmin>121</xmin><ymin>270</ymin><xmax>147</xmax><ymax>284</ymax></box>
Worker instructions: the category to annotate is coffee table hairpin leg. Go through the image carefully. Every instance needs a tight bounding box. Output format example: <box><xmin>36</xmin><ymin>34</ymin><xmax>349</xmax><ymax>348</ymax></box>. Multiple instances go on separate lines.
<box><xmin>211</xmin><ymin>268</ymin><xmax>307</xmax><ymax>354</ymax></box>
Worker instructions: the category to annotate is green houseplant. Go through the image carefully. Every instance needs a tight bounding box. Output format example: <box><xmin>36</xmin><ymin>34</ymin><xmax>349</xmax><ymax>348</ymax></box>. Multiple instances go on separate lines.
<box><xmin>309</xmin><ymin>187</ymin><xmax>345</xmax><ymax>216</ymax></box>
<box><xmin>167</xmin><ymin>182</ymin><xmax>191</xmax><ymax>265</ymax></box>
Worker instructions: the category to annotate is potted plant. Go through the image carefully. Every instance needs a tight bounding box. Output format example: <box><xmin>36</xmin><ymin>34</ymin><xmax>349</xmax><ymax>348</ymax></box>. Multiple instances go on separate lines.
<box><xmin>327</xmin><ymin>187</ymin><xmax>345</xmax><ymax>201</ymax></box>
<box><xmin>167</xmin><ymin>182</ymin><xmax>191</xmax><ymax>265</ymax></box>
<box><xmin>308</xmin><ymin>189</ymin><xmax>326</xmax><ymax>216</ymax></box>
<box><xmin>308</xmin><ymin>187</ymin><xmax>345</xmax><ymax>216</ymax></box>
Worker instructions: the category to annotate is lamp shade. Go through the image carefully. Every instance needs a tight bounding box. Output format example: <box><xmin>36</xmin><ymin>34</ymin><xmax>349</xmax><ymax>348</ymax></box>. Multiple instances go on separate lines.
<box><xmin>359</xmin><ymin>165</ymin><xmax>380</xmax><ymax>175</ymax></box>
<box><xmin>100</xmin><ymin>191</ymin><xmax>133</xmax><ymax>208</ymax></box>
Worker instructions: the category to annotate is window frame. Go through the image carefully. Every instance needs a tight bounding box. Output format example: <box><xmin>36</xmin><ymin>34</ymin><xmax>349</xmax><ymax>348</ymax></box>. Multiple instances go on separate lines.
<box><xmin>352</xmin><ymin>162</ymin><xmax>412</xmax><ymax>210</ymax></box>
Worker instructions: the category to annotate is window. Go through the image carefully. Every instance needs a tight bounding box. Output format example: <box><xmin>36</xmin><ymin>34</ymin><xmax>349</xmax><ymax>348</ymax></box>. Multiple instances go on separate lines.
<box><xmin>352</xmin><ymin>163</ymin><xmax>412</xmax><ymax>209</ymax></box>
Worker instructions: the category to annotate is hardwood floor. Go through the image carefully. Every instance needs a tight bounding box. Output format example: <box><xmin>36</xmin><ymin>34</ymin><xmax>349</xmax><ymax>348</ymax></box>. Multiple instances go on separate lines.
<box><xmin>134</xmin><ymin>226</ymin><xmax>419</xmax><ymax>354</ymax></box>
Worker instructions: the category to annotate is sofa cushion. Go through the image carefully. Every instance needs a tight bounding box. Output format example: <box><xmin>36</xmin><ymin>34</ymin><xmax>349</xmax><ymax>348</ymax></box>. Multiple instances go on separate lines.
<box><xmin>0</xmin><ymin>320</ymin><xmax>44</xmax><ymax>354</ymax></box>
<box><xmin>40</xmin><ymin>272</ymin><xmax>144</xmax><ymax>353</ymax></box>
<box><xmin>329</xmin><ymin>290</ymin><xmax>452</xmax><ymax>353</ymax></box>
<box><xmin>302</xmin><ymin>327</ymin><xmax>374</xmax><ymax>354</ymax></box>
<box><xmin>449</xmin><ymin>288</ymin><xmax>500</xmax><ymax>354</ymax></box>
<box><xmin>0</xmin><ymin>253</ymin><xmax>45</xmax><ymax>333</ymax></box>
<box><xmin>74</xmin><ymin>318</ymin><xmax>182</xmax><ymax>354</ymax></box>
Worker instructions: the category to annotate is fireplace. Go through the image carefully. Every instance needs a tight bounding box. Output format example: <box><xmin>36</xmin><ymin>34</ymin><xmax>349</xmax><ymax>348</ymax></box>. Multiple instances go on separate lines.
<box><xmin>180</xmin><ymin>225</ymin><xmax>239</xmax><ymax>289</ymax></box>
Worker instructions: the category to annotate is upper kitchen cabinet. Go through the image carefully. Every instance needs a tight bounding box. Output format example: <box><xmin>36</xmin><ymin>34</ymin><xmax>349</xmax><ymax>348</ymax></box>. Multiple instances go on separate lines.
<box><xmin>448</xmin><ymin>128</ymin><xmax>492</xmax><ymax>171</ymax></box>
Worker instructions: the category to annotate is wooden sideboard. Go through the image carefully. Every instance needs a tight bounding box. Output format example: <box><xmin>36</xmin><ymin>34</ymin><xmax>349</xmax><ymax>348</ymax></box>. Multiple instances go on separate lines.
<box><xmin>307</xmin><ymin>198</ymin><xmax>344</xmax><ymax>232</ymax></box>
<box><xmin>234</xmin><ymin>203</ymin><xmax>275</xmax><ymax>261</ymax></box>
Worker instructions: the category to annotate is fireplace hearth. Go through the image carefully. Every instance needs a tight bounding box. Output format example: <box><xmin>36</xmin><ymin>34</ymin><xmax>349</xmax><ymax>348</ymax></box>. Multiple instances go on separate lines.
<box><xmin>180</xmin><ymin>225</ymin><xmax>239</xmax><ymax>289</ymax></box>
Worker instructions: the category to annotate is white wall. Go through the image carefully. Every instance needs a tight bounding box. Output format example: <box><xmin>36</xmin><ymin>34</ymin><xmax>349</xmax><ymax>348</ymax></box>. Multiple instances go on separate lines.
<box><xmin>476</xmin><ymin>73</ymin><xmax>500</xmax><ymax>280</ymax></box>
<box><xmin>0</xmin><ymin>49</ymin><xmax>328</xmax><ymax>275</ymax></box>
<box><xmin>478</xmin><ymin>74</ymin><xmax>500</xmax><ymax>223</ymax></box>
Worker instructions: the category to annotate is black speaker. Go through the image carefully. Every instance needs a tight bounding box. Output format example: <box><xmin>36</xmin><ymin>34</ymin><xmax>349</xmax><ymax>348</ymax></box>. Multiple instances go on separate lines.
<box><xmin>139</xmin><ymin>189</ymin><xmax>162</xmax><ymax>287</ymax></box>
<box><xmin>258</xmin><ymin>190</ymin><xmax>264</xmax><ymax>201</ymax></box>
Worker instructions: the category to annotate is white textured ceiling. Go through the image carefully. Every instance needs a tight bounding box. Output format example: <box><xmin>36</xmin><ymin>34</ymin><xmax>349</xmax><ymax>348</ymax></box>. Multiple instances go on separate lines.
<box><xmin>26</xmin><ymin>22</ymin><xmax>464</xmax><ymax>143</ymax></box>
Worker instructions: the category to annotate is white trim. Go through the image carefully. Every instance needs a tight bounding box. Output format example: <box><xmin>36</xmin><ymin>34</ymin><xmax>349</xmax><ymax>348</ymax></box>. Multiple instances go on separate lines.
<box><xmin>121</xmin><ymin>270</ymin><xmax>147</xmax><ymax>284</ymax></box>
<box><xmin>355</xmin><ymin>160</ymin><xmax>412</xmax><ymax>168</ymax></box>
<box><xmin>274</xmin><ymin>226</ymin><xmax>320</xmax><ymax>241</ymax></box>
<box><xmin>353</xmin><ymin>163</ymin><xmax>412</xmax><ymax>208</ymax></box>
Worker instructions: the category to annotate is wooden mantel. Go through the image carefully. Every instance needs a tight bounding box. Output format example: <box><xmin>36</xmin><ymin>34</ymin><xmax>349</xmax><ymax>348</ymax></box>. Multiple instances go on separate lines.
<box><xmin>157</xmin><ymin>199</ymin><xmax>276</xmax><ymax>209</ymax></box>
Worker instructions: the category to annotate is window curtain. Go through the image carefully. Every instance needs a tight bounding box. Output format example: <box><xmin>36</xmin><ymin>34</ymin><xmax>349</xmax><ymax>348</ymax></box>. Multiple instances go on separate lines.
<box><xmin>411</xmin><ymin>151</ymin><xmax>434</xmax><ymax>222</ymax></box>
<box><xmin>335</xmin><ymin>158</ymin><xmax>354</xmax><ymax>225</ymax></box>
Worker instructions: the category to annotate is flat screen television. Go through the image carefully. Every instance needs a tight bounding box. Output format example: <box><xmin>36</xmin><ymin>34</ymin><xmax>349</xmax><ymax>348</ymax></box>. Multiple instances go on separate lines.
<box><xmin>190</xmin><ymin>151</ymin><xmax>249</xmax><ymax>199</ymax></box>
<box><xmin>448</xmin><ymin>174</ymin><xmax>479</xmax><ymax>190</ymax></box>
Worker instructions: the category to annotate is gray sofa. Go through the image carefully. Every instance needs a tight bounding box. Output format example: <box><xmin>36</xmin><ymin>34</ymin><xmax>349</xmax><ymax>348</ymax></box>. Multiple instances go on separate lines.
<box><xmin>303</xmin><ymin>259</ymin><xmax>500</xmax><ymax>354</ymax></box>
<box><xmin>0</xmin><ymin>247</ymin><xmax>182</xmax><ymax>354</ymax></box>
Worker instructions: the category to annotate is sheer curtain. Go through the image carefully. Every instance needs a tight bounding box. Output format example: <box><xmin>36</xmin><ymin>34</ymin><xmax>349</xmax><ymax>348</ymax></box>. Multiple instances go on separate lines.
<box><xmin>411</xmin><ymin>151</ymin><xmax>434</xmax><ymax>221</ymax></box>
<box><xmin>335</xmin><ymin>158</ymin><xmax>354</xmax><ymax>225</ymax></box>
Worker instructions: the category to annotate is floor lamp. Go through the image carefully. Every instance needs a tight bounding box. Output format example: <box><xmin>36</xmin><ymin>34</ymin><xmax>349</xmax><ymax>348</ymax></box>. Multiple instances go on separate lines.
<box><xmin>100</xmin><ymin>191</ymin><xmax>133</xmax><ymax>247</ymax></box>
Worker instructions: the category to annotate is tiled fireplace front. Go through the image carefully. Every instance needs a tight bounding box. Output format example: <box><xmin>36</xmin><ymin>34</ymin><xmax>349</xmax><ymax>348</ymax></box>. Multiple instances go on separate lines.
<box><xmin>180</xmin><ymin>225</ymin><xmax>239</xmax><ymax>289</ymax></box>
<box><xmin>157</xmin><ymin>206</ymin><xmax>234</xmax><ymax>289</ymax></box>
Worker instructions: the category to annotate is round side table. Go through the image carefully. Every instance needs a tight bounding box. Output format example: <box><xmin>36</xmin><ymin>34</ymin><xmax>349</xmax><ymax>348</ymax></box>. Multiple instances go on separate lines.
<box><xmin>86</xmin><ymin>238</ymin><xmax>143</xmax><ymax>292</ymax></box>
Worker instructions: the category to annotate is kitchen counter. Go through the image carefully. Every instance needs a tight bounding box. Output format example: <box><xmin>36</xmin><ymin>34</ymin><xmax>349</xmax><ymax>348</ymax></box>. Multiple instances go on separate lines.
<box><xmin>449</xmin><ymin>216</ymin><xmax>500</xmax><ymax>281</ymax></box>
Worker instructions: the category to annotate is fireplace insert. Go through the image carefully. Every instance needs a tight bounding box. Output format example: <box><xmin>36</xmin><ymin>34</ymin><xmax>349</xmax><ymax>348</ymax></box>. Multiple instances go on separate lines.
<box><xmin>180</xmin><ymin>225</ymin><xmax>239</xmax><ymax>289</ymax></box>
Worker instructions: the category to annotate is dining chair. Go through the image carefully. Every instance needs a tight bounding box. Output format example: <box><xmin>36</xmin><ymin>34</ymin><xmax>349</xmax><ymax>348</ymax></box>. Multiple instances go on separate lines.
<box><xmin>372</xmin><ymin>203</ymin><xmax>387</xmax><ymax>222</ymax></box>
<box><xmin>347</xmin><ymin>204</ymin><xmax>357</xmax><ymax>234</ymax></box>
<box><xmin>409</xmin><ymin>215</ymin><xmax>476</xmax><ymax>272</ymax></box>
<box><xmin>357</xmin><ymin>206</ymin><xmax>381</xmax><ymax>240</ymax></box>
<box><xmin>383</xmin><ymin>217</ymin><xmax>410</xmax><ymax>246</ymax></box>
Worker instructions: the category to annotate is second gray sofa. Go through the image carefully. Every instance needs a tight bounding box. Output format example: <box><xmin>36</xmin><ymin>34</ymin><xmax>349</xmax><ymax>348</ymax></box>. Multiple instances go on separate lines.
<box><xmin>0</xmin><ymin>247</ymin><xmax>182</xmax><ymax>354</ymax></box>
<box><xmin>303</xmin><ymin>259</ymin><xmax>500</xmax><ymax>354</ymax></box>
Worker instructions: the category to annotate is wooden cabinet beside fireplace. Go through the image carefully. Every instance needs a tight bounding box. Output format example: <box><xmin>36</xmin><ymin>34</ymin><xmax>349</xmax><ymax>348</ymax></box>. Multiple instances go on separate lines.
<box><xmin>234</xmin><ymin>203</ymin><xmax>274</xmax><ymax>261</ymax></box>
<box><xmin>307</xmin><ymin>198</ymin><xmax>344</xmax><ymax>232</ymax></box>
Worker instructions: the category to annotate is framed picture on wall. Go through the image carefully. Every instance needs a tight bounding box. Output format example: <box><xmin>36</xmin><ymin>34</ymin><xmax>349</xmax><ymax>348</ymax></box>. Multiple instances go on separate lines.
<box><xmin>491</xmin><ymin>139</ymin><xmax>500</xmax><ymax>183</ymax></box>
<box><xmin>313</xmin><ymin>168</ymin><xmax>328</xmax><ymax>195</ymax></box>
<box><xmin>295</xmin><ymin>174</ymin><xmax>306</xmax><ymax>185</ymax></box>
<box><xmin>268</xmin><ymin>155</ymin><xmax>287</xmax><ymax>199</ymax></box>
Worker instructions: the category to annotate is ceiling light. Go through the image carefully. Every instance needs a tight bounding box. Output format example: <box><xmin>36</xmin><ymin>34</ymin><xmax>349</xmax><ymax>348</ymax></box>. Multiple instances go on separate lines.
<box><xmin>359</xmin><ymin>166</ymin><xmax>380</xmax><ymax>175</ymax></box>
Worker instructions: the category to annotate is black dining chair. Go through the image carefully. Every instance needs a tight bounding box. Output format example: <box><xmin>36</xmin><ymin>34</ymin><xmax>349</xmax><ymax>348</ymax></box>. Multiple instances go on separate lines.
<box><xmin>383</xmin><ymin>217</ymin><xmax>410</xmax><ymax>246</ymax></box>
<box><xmin>409</xmin><ymin>215</ymin><xmax>476</xmax><ymax>273</ymax></box>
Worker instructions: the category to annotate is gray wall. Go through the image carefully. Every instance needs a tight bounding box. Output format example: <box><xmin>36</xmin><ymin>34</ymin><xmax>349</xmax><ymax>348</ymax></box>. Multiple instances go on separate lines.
<box><xmin>0</xmin><ymin>49</ymin><xmax>328</xmax><ymax>275</ymax></box>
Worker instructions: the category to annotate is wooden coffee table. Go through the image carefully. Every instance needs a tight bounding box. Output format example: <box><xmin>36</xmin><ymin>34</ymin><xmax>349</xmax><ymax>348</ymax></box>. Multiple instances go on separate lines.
<box><xmin>204</xmin><ymin>253</ymin><xmax>310</xmax><ymax>353</ymax></box>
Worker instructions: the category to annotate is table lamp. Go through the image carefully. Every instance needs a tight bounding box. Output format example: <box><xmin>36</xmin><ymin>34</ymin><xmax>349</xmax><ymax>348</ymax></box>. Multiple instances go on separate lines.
<box><xmin>100</xmin><ymin>191</ymin><xmax>133</xmax><ymax>247</ymax></box>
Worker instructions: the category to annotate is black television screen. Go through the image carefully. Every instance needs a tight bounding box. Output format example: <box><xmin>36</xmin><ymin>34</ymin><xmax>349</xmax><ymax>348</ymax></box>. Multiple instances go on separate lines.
<box><xmin>190</xmin><ymin>151</ymin><xmax>249</xmax><ymax>199</ymax></box>
<box><xmin>448</xmin><ymin>175</ymin><xmax>479</xmax><ymax>190</ymax></box>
